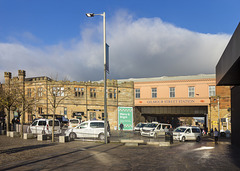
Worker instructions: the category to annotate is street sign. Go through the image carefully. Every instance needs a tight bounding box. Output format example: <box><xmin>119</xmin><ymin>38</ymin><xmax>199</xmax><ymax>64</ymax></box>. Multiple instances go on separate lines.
<box><xmin>118</xmin><ymin>107</ymin><xmax>133</xmax><ymax>130</ymax></box>
<box><xmin>106</xmin><ymin>43</ymin><xmax>109</xmax><ymax>73</ymax></box>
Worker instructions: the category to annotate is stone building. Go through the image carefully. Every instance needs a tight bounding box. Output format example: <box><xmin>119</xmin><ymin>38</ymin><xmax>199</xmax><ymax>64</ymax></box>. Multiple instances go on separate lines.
<box><xmin>2</xmin><ymin>70</ymin><xmax>134</xmax><ymax>129</ymax></box>
<box><xmin>121</xmin><ymin>74</ymin><xmax>231</xmax><ymax>131</ymax></box>
<box><xmin>208</xmin><ymin>86</ymin><xmax>231</xmax><ymax>132</ymax></box>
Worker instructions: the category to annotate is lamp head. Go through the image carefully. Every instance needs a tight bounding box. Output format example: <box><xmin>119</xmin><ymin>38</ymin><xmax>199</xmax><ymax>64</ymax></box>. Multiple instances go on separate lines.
<box><xmin>86</xmin><ymin>13</ymin><xmax>94</xmax><ymax>17</ymax></box>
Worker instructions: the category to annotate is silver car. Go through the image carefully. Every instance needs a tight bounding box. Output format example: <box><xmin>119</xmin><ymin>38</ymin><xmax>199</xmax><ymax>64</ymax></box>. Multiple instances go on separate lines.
<box><xmin>173</xmin><ymin>126</ymin><xmax>201</xmax><ymax>142</ymax></box>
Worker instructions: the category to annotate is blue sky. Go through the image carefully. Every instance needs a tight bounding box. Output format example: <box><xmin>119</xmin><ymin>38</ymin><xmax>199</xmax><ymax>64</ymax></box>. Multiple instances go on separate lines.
<box><xmin>0</xmin><ymin>0</ymin><xmax>239</xmax><ymax>81</ymax></box>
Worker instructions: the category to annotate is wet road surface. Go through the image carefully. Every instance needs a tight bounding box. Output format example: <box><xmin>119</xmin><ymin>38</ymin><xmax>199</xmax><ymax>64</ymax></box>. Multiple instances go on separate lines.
<box><xmin>0</xmin><ymin>135</ymin><xmax>240</xmax><ymax>170</ymax></box>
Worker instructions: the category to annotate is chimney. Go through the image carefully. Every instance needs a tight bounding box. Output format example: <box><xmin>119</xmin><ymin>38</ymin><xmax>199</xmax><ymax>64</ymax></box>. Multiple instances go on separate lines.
<box><xmin>18</xmin><ymin>70</ymin><xmax>26</xmax><ymax>82</ymax></box>
<box><xmin>4</xmin><ymin>72</ymin><xmax>12</xmax><ymax>84</ymax></box>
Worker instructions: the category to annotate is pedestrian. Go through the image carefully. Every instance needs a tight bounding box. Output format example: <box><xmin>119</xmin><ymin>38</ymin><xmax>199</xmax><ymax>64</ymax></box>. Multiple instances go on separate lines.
<box><xmin>169</xmin><ymin>125</ymin><xmax>174</xmax><ymax>144</ymax></box>
<box><xmin>214</xmin><ymin>128</ymin><xmax>219</xmax><ymax>143</ymax></box>
<box><xmin>12</xmin><ymin>118</ymin><xmax>15</xmax><ymax>131</ymax></box>
<box><xmin>120</xmin><ymin>123</ymin><xmax>124</xmax><ymax>131</ymax></box>
<box><xmin>119</xmin><ymin>123</ymin><xmax>124</xmax><ymax>136</ymax></box>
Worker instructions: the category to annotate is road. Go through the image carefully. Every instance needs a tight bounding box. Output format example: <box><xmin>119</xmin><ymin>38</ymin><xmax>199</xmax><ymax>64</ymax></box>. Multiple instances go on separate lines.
<box><xmin>0</xmin><ymin>135</ymin><xmax>240</xmax><ymax>170</ymax></box>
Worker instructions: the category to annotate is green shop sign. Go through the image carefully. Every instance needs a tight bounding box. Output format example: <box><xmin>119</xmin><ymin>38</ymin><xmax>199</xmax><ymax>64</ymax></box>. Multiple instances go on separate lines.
<box><xmin>118</xmin><ymin>107</ymin><xmax>133</xmax><ymax>130</ymax></box>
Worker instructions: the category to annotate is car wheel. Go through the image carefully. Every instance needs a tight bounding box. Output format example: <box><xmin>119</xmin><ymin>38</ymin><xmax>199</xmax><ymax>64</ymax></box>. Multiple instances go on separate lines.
<box><xmin>196</xmin><ymin>136</ymin><xmax>201</xmax><ymax>142</ymax></box>
<box><xmin>98</xmin><ymin>133</ymin><xmax>105</xmax><ymax>140</ymax></box>
<box><xmin>182</xmin><ymin>136</ymin><xmax>186</xmax><ymax>142</ymax></box>
<box><xmin>42</xmin><ymin>130</ymin><xmax>46</xmax><ymax>135</ymax></box>
<box><xmin>69</xmin><ymin>132</ymin><xmax>77</xmax><ymax>140</ymax></box>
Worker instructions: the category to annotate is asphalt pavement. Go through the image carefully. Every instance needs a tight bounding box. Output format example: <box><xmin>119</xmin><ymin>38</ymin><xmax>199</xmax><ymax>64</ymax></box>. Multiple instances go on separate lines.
<box><xmin>0</xmin><ymin>134</ymin><xmax>240</xmax><ymax>171</ymax></box>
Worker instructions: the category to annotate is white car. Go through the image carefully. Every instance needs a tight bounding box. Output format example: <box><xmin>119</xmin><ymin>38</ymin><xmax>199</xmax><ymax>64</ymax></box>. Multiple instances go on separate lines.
<box><xmin>65</xmin><ymin>120</ymin><xmax>110</xmax><ymax>140</ymax></box>
<box><xmin>27</xmin><ymin>119</ymin><xmax>61</xmax><ymax>135</ymax></box>
<box><xmin>141</xmin><ymin>123</ymin><xmax>172</xmax><ymax>138</ymax></box>
<box><xmin>134</xmin><ymin>123</ymin><xmax>147</xmax><ymax>131</ymax></box>
<box><xmin>173</xmin><ymin>126</ymin><xmax>201</xmax><ymax>142</ymax></box>
<box><xmin>68</xmin><ymin>119</ymin><xmax>80</xmax><ymax>128</ymax></box>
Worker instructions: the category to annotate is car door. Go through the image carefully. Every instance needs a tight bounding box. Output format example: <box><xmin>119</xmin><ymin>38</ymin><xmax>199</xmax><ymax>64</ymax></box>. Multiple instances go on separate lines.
<box><xmin>184</xmin><ymin>128</ymin><xmax>192</xmax><ymax>140</ymax></box>
<box><xmin>75</xmin><ymin>122</ymin><xmax>89</xmax><ymax>138</ymax></box>
<box><xmin>30</xmin><ymin>120</ymin><xmax>38</xmax><ymax>134</ymax></box>
<box><xmin>154</xmin><ymin>124</ymin><xmax>161</xmax><ymax>137</ymax></box>
<box><xmin>37</xmin><ymin>120</ymin><xmax>46</xmax><ymax>134</ymax></box>
<box><xmin>186</xmin><ymin>128</ymin><xmax>195</xmax><ymax>140</ymax></box>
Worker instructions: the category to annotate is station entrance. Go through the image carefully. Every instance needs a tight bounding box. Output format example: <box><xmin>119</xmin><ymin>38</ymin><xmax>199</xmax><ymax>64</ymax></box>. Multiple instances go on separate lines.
<box><xmin>135</xmin><ymin>106</ymin><xmax>208</xmax><ymax>128</ymax></box>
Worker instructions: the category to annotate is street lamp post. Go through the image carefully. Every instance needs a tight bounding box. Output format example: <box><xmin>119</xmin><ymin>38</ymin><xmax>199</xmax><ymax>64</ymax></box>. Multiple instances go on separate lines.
<box><xmin>217</xmin><ymin>97</ymin><xmax>220</xmax><ymax>132</ymax></box>
<box><xmin>86</xmin><ymin>12</ymin><xmax>108</xmax><ymax>144</ymax></box>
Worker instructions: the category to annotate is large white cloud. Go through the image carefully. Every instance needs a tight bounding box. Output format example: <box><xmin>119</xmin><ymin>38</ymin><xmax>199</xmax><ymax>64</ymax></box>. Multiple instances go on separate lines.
<box><xmin>0</xmin><ymin>11</ymin><xmax>230</xmax><ymax>82</ymax></box>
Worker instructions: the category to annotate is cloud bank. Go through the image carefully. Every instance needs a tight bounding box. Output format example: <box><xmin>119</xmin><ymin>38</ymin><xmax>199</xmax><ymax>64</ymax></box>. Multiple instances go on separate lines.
<box><xmin>0</xmin><ymin>11</ymin><xmax>230</xmax><ymax>82</ymax></box>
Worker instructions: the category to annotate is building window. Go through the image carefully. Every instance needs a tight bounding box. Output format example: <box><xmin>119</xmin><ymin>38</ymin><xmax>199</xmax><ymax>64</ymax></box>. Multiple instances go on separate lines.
<box><xmin>114</xmin><ymin>89</ymin><xmax>117</xmax><ymax>99</ymax></box>
<box><xmin>188</xmin><ymin>86</ymin><xmax>195</xmax><ymax>97</ymax></box>
<box><xmin>38</xmin><ymin>87</ymin><xmax>43</xmax><ymax>97</ymax></box>
<box><xmin>135</xmin><ymin>89</ymin><xmax>140</xmax><ymax>99</ymax></box>
<box><xmin>90</xmin><ymin>112</ymin><xmax>96</xmax><ymax>120</ymax></box>
<box><xmin>27</xmin><ymin>88</ymin><xmax>31</xmax><ymax>97</ymax></box>
<box><xmin>38</xmin><ymin>107</ymin><xmax>43</xmax><ymax>114</ymax></box>
<box><xmin>64</xmin><ymin>107</ymin><xmax>67</xmax><ymax>115</ymax></box>
<box><xmin>74</xmin><ymin>87</ymin><xmax>84</xmax><ymax>97</ymax></box>
<box><xmin>170</xmin><ymin>87</ymin><xmax>175</xmax><ymax>98</ymax></box>
<box><xmin>209</xmin><ymin>86</ymin><xmax>216</xmax><ymax>97</ymax></box>
<box><xmin>53</xmin><ymin>87</ymin><xmax>64</xmax><ymax>97</ymax></box>
<box><xmin>152</xmin><ymin>88</ymin><xmax>157</xmax><ymax>98</ymax></box>
<box><xmin>90</xmin><ymin>88</ymin><xmax>96</xmax><ymax>98</ymax></box>
<box><xmin>108</xmin><ymin>89</ymin><xmax>113</xmax><ymax>98</ymax></box>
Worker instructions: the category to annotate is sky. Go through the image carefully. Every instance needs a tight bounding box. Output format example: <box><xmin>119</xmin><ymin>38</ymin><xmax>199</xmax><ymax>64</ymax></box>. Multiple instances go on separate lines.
<box><xmin>0</xmin><ymin>0</ymin><xmax>239</xmax><ymax>82</ymax></box>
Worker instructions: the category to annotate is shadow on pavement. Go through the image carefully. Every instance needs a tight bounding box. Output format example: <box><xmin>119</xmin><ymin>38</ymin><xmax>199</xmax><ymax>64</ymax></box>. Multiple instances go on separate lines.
<box><xmin>1</xmin><ymin>143</ymin><xmax>112</xmax><ymax>170</ymax></box>
<box><xmin>0</xmin><ymin>143</ymin><xmax>56</xmax><ymax>154</ymax></box>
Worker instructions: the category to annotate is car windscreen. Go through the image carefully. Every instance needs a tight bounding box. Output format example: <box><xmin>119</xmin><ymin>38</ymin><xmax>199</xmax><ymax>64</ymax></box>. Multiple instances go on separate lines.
<box><xmin>70</xmin><ymin>120</ymin><xmax>79</xmax><ymax>124</ymax></box>
<box><xmin>49</xmin><ymin>121</ymin><xmax>60</xmax><ymax>126</ymax></box>
<box><xmin>145</xmin><ymin>123</ymin><xmax>158</xmax><ymax>128</ymax></box>
<box><xmin>136</xmin><ymin>123</ymin><xmax>141</xmax><ymax>127</ymax></box>
<box><xmin>79</xmin><ymin>122</ymin><xmax>88</xmax><ymax>129</ymax></box>
<box><xmin>174</xmin><ymin>128</ymin><xmax>186</xmax><ymax>132</ymax></box>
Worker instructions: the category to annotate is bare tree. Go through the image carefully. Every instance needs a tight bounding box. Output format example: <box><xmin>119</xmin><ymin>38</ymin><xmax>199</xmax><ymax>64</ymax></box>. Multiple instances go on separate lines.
<box><xmin>17</xmin><ymin>87</ymin><xmax>39</xmax><ymax>138</ymax></box>
<box><xmin>0</xmin><ymin>83</ymin><xmax>19</xmax><ymax>132</ymax></box>
<box><xmin>46</xmin><ymin>79</ymin><xmax>71</xmax><ymax>142</ymax></box>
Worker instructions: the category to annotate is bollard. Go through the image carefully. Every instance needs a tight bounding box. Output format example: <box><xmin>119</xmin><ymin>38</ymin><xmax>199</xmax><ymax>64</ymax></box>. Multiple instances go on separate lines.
<box><xmin>37</xmin><ymin>134</ymin><xmax>48</xmax><ymax>141</ymax></box>
<box><xmin>23</xmin><ymin>133</ymin><xmax>35</xmax><ymax>139</ymax></box>
<box><xmin>59</xmin><ymin>136</ymin><xmax>69</xmax><ymax>143</ymax></box>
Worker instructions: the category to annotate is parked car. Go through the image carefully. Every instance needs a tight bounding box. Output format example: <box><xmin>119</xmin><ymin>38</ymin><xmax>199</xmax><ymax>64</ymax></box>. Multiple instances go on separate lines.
<box><xmin>141</xmin><ymin>123</ymin><xmax>172</xmax><ymax>138</ymax></box>
<box><xmin>68</xmin><ymin>119</ymin><xmax>81</xmax><ymax>128</ymax></box>
<box><xmin>27</xmin><ymin>118</ymin><xmax>61</xmax><ymax>135</ymax></box>
<box><xmin>134</xmin><ymin>123</ymin><xmax>147</xmax><ymax>131</ymax></box>
<box><xmin>173</xmin><ymin>126</ymin><xmax>201</xmax><ymax>142</ymax></box>
<box><xmin>65</xmin><ymin>120</ymin><xmax>110</xmax><ymax>140</ymax></box>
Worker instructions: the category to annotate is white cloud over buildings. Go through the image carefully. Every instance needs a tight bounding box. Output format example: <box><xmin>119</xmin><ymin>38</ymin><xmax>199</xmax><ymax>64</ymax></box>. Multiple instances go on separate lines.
<box><xmin>0</xmin><ymin>11</ymin><xmax>230</xmax><ymax>82</ymax></box>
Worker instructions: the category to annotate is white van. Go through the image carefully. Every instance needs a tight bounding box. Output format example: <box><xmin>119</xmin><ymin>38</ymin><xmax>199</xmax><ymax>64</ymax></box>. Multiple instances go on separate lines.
<box><xmin>27</xmin><ymin>119</ymin><xmax>61</xmax><ymax>135</ymax></box>
<box><xmin>68</xmin><ymin>119</ymin><xmax>80</xmax><ymax>128</ymax></box>
<box><xmin>65</xmin><ymin>120</ymin><xmax>110</xmax><ymax>140</ymax></box>
<box><xmin>141</xmin><ymin>123</ymin><xmax>172</xmax><ymax>138</ymax></box>
<box><xmin>173</xmin><ymin>126</ymin><xmax>201</xmax><ymax>142</ymax></box>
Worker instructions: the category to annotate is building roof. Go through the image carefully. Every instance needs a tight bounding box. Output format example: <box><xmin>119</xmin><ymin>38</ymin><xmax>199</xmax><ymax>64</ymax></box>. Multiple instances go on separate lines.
<box><xmin>117</xmin><ymin>74</ymin><xmax>216</xmax><ymax>83</ymax></box>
